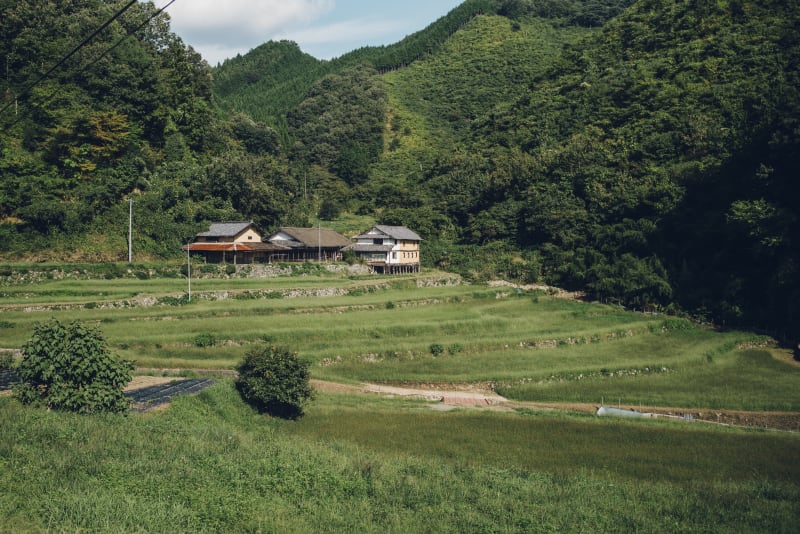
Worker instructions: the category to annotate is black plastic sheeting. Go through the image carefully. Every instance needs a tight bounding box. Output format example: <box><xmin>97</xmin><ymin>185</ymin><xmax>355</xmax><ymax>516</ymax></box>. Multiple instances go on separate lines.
<box><xmin>125</xmin><ymin>378</ymin><xmax>216</xmax><ymax>411</ymax></box>
<box><xmin>0</xmin><ymin>371</ymin><xmax>215</xmax><ymax>412</ymax></box>
<box><xmin>0</xmin><ymin>369</ymin><xmax>19</xmax><ymax>390</ymax></box>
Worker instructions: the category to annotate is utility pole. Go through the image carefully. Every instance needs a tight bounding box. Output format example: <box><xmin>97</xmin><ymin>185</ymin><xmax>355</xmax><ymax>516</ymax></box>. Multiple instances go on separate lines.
<box><xmin>127</xmin><ymin>198</ymin><xmax>133</xmax><ymax>263</ymax></box>
<box><xmin>187</xmin><ymin>243</ymin><xmax>191</xmax><ymax>303</ymax></box>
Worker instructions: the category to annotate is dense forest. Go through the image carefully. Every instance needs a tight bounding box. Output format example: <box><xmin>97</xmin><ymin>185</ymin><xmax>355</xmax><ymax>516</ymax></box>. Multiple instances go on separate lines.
<box><xmin>0</xmin><ymin>0</ymin><xmax>798</xmax><ymax>342</ymax></box>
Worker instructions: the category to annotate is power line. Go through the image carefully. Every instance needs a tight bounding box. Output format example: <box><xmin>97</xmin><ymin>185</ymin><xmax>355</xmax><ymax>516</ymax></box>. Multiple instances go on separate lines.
<box><xmin>1</xmin><ymin>0</ymin><xmax>177</xmax><ymax>131</ymax></box>
<box><xmin>84</xmin><ymin>0</ymin><xmax>178</xmax><ymax>73</ymax></box>
<box><xmin>0</xmin><ymin>0</ymin><xmax>138</xmax><ymax>120</ymax></box>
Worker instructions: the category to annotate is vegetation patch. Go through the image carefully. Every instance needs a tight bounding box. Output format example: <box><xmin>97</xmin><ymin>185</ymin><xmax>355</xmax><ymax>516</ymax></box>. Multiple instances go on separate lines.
<box><xmin>14</xmin><ymin>319</ymin><xmax>133</xmax><ymax>414</ymax></box>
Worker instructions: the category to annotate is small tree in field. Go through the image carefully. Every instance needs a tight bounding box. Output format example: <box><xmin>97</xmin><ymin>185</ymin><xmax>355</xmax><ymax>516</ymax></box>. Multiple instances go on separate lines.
<box><xmin>235</xmin><ymin>344</ymin><xmax>314</xmax><ymax>419</ymax></box>
<box><xmin>14</xmin><ymin>319</ymin><xmax>133</xmax><ymax>414</ymax></box>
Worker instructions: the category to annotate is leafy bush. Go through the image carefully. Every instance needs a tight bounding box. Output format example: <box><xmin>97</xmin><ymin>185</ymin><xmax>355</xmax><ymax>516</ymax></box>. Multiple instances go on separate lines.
<box><xmin>14</xmin><ymin>319</ymin><xmax>133</xmax><ymax>413</ymax></box>
<box><xmin>447</xmin><ymin>343</ymin><xmax>463</xmax><ymax>355</ymax></box>
<box><xmin>235</xmin><ymin>345</ymin><xmax>314</xmax><ymax>419</ymax></box>
<box><xmin>651</xmin><ymin>317</ymin><xmax>696</xmax><ymax>333</ymax></box>
<box><xmin>157</xmin><ymin>295</ymin><xmax>190</xmax><ymax>306</ymax></box>
<box><xmin>429</xmin><ymin>343</ymin><xmax>444</xmax><ymax>356</ymax></box>
<box><xmin>341</xmin><ymin>248</ymin><xmax>358</xmax><ymax>265</ymax></box>
<box><xmin>193</xmin><ymin>333</ymin><xmax>216</xmax><ymax>348</ymax></box>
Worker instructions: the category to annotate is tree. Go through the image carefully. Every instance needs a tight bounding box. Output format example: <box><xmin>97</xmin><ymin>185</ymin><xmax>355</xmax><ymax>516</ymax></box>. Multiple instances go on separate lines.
<box><xmin>235</xmin><ymin>344</ymin><xmax>314</xmax><ymax>419</ymax></box>
<box><xmin>14</xmin><ymin>319</ymin><xmax>134</xmax><ymax>414</ymax></box>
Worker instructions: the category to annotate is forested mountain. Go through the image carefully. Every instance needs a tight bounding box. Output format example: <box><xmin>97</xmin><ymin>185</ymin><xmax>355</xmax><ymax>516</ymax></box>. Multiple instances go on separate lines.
<box><xmin>1</xmin><ymin>0</ymin><xmax>798</xmax><ymax>341</ymax></box>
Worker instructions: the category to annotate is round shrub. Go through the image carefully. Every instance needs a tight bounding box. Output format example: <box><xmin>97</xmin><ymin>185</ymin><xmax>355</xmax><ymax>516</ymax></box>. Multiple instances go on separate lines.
<box><xmin>193</xmin><ymin>333</ymin><xmax>216</xmax><ymax>348</ymax></box>
<box><xmin>429</xmin><ymin>343</ymin><xmax>444</xmax><ymax>356</ymax></box>
<box><xmin>235</xmin><ymin>345</ymin><xmax>314</xmax><ymax>419</ymax></box>
<box><xmin>447</xmin><ymin>343</ymin><xmax>463</xmax><ymax>355</ymax></box>
<box><xmin>14</xmin><ymin>319</ymin><xmax>133</xmax><ymax>414</ymax></box>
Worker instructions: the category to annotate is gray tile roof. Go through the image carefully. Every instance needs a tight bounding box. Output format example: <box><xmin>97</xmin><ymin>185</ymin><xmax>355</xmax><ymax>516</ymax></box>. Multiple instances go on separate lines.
<box><xmin>268</xmin><ymin>227</ymin><xmax>352</xmax><ymax>248</ymax></box>
<box><xmin>197</xmin><ymin>221</ymin><xmax>256</xmax><ymax>238</ymax></box>
<box><xmin>355</xmin><ymin>225</ymin><xmax>422</xmax><ymax>241</ymax></box>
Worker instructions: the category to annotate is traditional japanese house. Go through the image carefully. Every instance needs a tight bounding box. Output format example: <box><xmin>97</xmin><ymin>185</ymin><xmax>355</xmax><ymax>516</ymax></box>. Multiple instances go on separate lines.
<box><xmin>183</xmin><ymin>221</ymin><xmax>288</xmax><ymax>264</ymax></box>
<box><xmin>265</xmin><ymin>227</ymin><xmax>352</xmax><ymax>262</ymax></box>
<box><xmin>351</xmin><ymin>225</ymin><xmax>422</xmax><ymax>274</ymax></box>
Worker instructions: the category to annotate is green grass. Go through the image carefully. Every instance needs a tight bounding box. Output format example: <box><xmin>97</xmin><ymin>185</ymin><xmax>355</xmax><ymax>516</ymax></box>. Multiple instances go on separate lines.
<box><xmin>1</xmin><ymin>265</ymin><xmax>799</xmax><ymax>531</ymax></box>
<box><xmin>1</xmin><ymin>384</ymin><xmax>797</xmax><ymax>532</ymax></box>
<box><xmin>498</xmin><ymin>346</ymin><xmax>800</xmax><ymax>411</ymax></box>
<box><xmin>0</xmin><ymin>268</ymin><xmax>796</xmax><ymax>410</ymax></box>
<box><xmin>290</xmin><ymin>393</ymin><xmax>800</xmax><ymax>485</ymax></box>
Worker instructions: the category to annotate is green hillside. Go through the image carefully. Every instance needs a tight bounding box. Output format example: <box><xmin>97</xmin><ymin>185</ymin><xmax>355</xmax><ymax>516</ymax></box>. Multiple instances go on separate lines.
<box><xmin>0</xmin><ymin>0</ymin><xmax>798</xmax><ymax>341</ymax></box>
<box><xmin>212</xmin><ymin>40</ymin><xmax>323</xmax><ymax>129</ymax></box>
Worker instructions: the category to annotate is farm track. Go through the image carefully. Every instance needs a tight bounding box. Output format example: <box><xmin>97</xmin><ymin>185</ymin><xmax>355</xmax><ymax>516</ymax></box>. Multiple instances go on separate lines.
<box><xmin>313</xmin><ymin>379</ymin><xmax>800</xmax><ymax>432</ymax></box>
<box><xmin>3</xmin><ymin>371</ymin><xmax>798</xmax><ymax>431</ymax></box>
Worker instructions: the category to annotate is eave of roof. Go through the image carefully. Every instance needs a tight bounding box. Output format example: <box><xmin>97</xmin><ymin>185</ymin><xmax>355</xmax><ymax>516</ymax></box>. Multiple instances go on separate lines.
<box><xmin>183</xmin><ymin>243</ymin><xmax>255</xmax><ymax>252</ymax></box>
<box><xmin>353</xmin><ymin>245</ymin><xmax>393</xmax><ymax>252</ymax></box>
<box><xmin>375</xmin><ymin>225</ymin><xmax>422</xmax><ymax>241</ymax></box>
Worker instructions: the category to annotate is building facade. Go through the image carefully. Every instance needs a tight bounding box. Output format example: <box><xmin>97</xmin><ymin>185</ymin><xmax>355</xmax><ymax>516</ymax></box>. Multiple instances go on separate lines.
<box><xmin>351</xmin><ymin>225</ymin><xmax>422</xmax><ymax>274</ymax></box>
<box><xmin>265</xmin><ymin>227</ymin><xmax>352</xmax><ymax>262</ymax></box>
<box><xmin>184</xmin><ymin>222</ymin><xmax>287</xmax><ymax>264</ymax></box>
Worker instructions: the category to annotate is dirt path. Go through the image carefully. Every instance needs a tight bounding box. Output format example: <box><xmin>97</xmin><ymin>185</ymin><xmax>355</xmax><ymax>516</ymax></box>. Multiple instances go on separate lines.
<box><xmin>5</xmin><ymin>371</ymin><xmax>796</xmax><ymax>431</ymax></box>
<box><xmin>125</xmin><ymin>375</ymin><xmax>178</xmax><ymax>391</ymax></box>
<box><xmin>311</xmin><ymin>380</ymin><xmax>800</xmax><ymax>432</ymax></box>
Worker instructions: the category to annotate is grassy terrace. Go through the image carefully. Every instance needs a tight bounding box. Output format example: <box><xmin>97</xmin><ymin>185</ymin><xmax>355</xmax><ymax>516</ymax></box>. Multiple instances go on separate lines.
<box><xmin>1</xmin><ymin>265</ymin><xmax>798</xmax><ymax>531</ymax></box>
<box><xmin>0</xmin><ymin>268</ymin><xmax>790</xmax><ymax>410</ymax></box>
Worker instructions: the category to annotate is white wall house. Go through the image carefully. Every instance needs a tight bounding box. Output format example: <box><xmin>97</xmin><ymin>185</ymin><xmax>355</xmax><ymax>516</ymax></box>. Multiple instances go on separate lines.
<box><xmin>351</xmin><ymin>225</ymin><xmax>422</xmax><ymax>274</ymax></box>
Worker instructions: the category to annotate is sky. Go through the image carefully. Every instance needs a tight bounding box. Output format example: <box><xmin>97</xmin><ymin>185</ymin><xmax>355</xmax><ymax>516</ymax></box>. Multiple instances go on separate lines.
<box><xmin>159</xmin><ymin>0</ymin><xmax>464</xmax><ymax>65</ymax></box>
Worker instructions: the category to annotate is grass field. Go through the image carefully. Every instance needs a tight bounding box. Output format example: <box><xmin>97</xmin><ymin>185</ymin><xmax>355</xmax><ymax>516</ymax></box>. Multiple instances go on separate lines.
<box><xmin>0</xmin><ymin>264</ymin><xmax>798</xmax><ymax>531</ymax></box>
<box><xmin>1</xmin><ymin>384</ymin><xmax>798</xmax><ymax>532</ymax></box>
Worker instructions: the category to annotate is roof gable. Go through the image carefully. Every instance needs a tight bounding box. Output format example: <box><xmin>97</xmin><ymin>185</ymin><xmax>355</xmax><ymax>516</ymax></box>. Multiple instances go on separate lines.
<box><xmin>356</xmin><ymin>225</ymin><xmax>422</xmax><ymax>241</ymax></box>
<box><xmin>267</xmin><ymin>227</ymin><xmax>352</xmax><ymax>248</ymax></box>
<box><xmin>197</xmin><ymin>221</ymin><xmax>259</xmax><ymax>239</ymax></box>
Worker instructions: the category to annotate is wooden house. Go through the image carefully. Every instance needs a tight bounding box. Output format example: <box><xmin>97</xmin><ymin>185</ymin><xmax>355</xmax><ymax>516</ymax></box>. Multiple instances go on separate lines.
<box><xmin>183</xmin><ymin>221</ymin><xmax>288</xmax><ymax>264</ymax></box>
<box><xmin>351</xmin><ymin>225</ymin><xmax>422</xmax><ymax>274</ymax></box>
<box><xmin>265</xmin><ymin>227</ymin><xmax>352</xmax><ymax>262</ymax></box>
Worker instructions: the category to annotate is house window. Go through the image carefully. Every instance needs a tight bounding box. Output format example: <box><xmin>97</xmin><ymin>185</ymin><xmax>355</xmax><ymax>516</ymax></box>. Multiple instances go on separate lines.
<box><xmin>392</xmin><ymin>252</ymin><xmax>397</xmax><ymax>259</ymax></box>
<box><xmin>373</xmin><ymin>239</ymin><xmax>383</xmax><ymax>245</ymax></box>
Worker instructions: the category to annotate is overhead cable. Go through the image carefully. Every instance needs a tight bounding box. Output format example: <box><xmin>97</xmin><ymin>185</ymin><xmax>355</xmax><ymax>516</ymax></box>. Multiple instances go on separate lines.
<box><xmin>1</xmin><ymin>0</ymin><xmax>179</xmax><ymax>132</ymax></box>
<box><xmin>0</xmin><ymin>0</ymin><xmax>138</xmax><ymax>119</ymax></box>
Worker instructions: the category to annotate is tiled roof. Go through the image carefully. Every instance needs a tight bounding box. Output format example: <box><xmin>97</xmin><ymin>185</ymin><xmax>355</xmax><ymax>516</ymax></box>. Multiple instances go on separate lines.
<box><xmin>355</xmin><ymin>225</ymin><xmax>422</xmax><ymax>241</ymax></box>
<box><xmin>183</xmin><ymin>243</ymin><xmax>254</xmax><ymax>252</ymax></box>
<box><xmin>184</xmin><ymin>242</ymin><xmax>288</xmax><ymax>252</ymax></box>
<box><xmin>197</xmin><ymin>221</ymin><xmax>256</xmax><ymax>238</ymax></box>
<box><xmin>268</xmin><ymin>227</ymin><xmax>352</xmax><ymax>248</ymax></box>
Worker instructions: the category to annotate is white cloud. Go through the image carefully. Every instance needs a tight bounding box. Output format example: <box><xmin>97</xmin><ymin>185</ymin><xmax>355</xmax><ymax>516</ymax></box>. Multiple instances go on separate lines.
<box><xmin>162</xmin><ymin>0</ymin><xmax>335</xmax><ymax>63</ymax></box>
<box><xmin>275</xmin><ymin>18</ymin><xmax>406</xmax><ymax>57</ymax></box>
